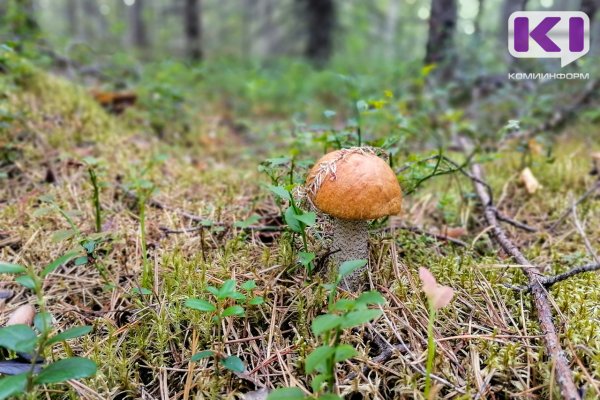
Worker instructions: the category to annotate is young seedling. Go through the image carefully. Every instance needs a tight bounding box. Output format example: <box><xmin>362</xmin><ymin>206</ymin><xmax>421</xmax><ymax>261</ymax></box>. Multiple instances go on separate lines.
<box><xmin>82</xmin><ymin>157</ymin><xmax>106</xmax><ymax>233</ymax></box>
<box><xmin>124</xmin><ymin>154</ymin><xmax>167</xmax><ymax>289</ymax></box>
<box><xmin>267</xmin><ymin>184</ymin><xmax>316</xmax><ymax>274</ymax></box>
<box><xmin>269</xmin><ymin>260</ymin><xmax>385</xmax><ymax>399</ymax></box>
<box><xmin>418</xmin><ymin>267</ymin><xmax>454</xmax><ymax>399</ymax></box>
<box><xmin>0</xmin><ymin>255</ymin><xmax>97</xmax><ymax>399</ymax></box>
<box><xmin>184</xmin><ymin>279</ymin><xmax>263</xmax><ymax>375</ymax></box>
<box><xmin>33</xmin><ymin>195</ymin><xmax>110</xmax><ymax>283</ymax></box>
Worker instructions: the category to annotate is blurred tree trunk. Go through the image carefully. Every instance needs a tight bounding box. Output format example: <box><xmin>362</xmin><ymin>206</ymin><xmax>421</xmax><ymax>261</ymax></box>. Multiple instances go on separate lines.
<box><xmin>385</xmin><ymin>0</ymin><xmax>400</xmax><ymax>60</ymax></box>
<box><xmin>81</xmin><ymin>0</ymin><xmax>108</xmax><ymax>40</ymax></box>
<box><xmin>501</xmin><ymin>0</ymin><xmax>528</xmax><ymax>44</ymax></box>
<box><xmin>581</xmin><ymin>0</ymin><xmax>598</xmax><ymax>24</ymax></box>
<box><xmin>130</xmin><ymin>0</ymin><xmax>149</xmax><ymax>49</ymax></box>
<box><xmin>183</xmin><ymin>0</ymin><xmax>202</xmax><ymax>61</ymax></box>
<box><xmin>299</xmin><ymin>0</ymin><xmax>336</xmax><ymax>67</ymax></box>
<box><xmin>66</xmin><ymin>0</ymin><xmax>78</xmax><ymax>37</ymax></box>
<box><xmin>474</xmin><ymin>0</ymin><xmax>485</xmax><ymax>36</ymax></box>
<box><xmin>424</xmin><ymin>0</ymin><xmax>457</xmax><ymax>68</ymax></box>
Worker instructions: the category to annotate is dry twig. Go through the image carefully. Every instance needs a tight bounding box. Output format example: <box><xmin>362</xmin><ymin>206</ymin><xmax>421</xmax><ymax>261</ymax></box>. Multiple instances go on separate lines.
<box><xmin>469</xmin><ymin>162</ymin><xmax>581</xmax><ymax>400</ymax></box>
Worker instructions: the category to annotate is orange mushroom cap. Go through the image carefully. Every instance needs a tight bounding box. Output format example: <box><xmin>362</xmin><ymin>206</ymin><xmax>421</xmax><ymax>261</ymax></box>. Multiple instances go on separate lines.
<box><xmin>306</xmin><ymin>148</ymin><xmax>402</xmax><ymax>220</ymax></box>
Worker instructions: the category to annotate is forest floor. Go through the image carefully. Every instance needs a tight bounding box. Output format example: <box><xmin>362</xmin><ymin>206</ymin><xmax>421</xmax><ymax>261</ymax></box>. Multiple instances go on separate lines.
<box><xmin>1</xmin><ymin>58</ymin><xmax>600</xmax><ymax>399</ymax></box>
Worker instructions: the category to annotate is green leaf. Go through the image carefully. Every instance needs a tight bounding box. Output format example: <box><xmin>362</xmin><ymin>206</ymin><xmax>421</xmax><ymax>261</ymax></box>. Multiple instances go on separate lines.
<box><xmin>340</xmin><ymin>309</ymin><xmax>382</xmax><ymax>329</ymax></box>
<box><xmin>355</xmin><ymin>291</ymin><xmax>386</xmax><ymax>306</ymax></box>
<box><xmin>356</xmin><ymin>100</ymin><xmax>369</xmax><ymax>112</ymax></box>
<box><xmin>229</xmin><ymin>292</ymin><xmax>246</xmax><ymax>301</ymax></box>
<box><xmin>267</xmin><ymin>185</ymin><xmax>292</xmax><ymax>201</ymax></box>
<box><xmin>74</xmin><ymin>256</ymin><xmax>89</xmax><ymax>266</ymax></box>
<box><xmin>51</xmin><ymin>229</ymin><xmax>76</xmax><ymax>242</ymax></box>
<box><xmin>218</xmin><ymin>279</ymin><xmax>237</xmax><ymax>298</ymax></box>
<box><xmin>191</xmin><ymin>350</ymin><xmax>214</xmax><ymax>362</ymax></box>
<box><xmin>234</xmin><ymin>215</ymin><xmax>260</xmax><ymax>229</ymax></box>
<box><xmin>241</xmin><ymin>280</ymin><xmax>257</xmax><ymax>291</ymax></box>
<box><xmin>267</xmin><ymin>387</ymin><xmax>306</xmax><ymax>400</ymax></box>
<box><xmin>338</xmin><ymin>259</ymin><xmax>367</xmax><ymax>279</ymax></box>
<box><xmin>311</xmin><ymin>314</ymin><xmax>342</xmax><ymax>336</ymax></box>
<box><xmin>311</xmin><ymin>373</ymin><xmax>331</xmax><ymax>393</ymax></box>
<box><xmin>185</xmin><ymin>298</ymin><xmax>216</xmax><ymax>312</ymax></box>
<box><xmin>294</xmin><ymin>212</ymin><xmax>316</xmax><ymax>226</ymax></box>
<box><xmin>0</xmin><ymin>325</ymin><xmax>37</xmax><ymax>353</ymax></box>
<box><xmin>132</xmin><ymin>287</ymin><xmax>152</xmax><ymax>295</ymax></box>
<box><xmin>297</xmin><ymin>251</ymin><xmax>315</xmax><ymax>267</ymax></box>
<box><xmin>284</xmin><ymin>207</ymin><xmax>302</xmax><ymax>233</ymax></box>
<box><xmin>41</xmin><ymin>251</ymin><xmax>80</xmax><ymax>278</ymax></box>
<box><xmin>334</xmin><ymin>344</ymin><xmax>358</xmax><ymax>363</ymax></box>
<box><xmin>14</xmin><ymin>275</ymin><xmax>35</xmax><ymax>289</ymax></box>
<box><xmin>221</xmin><ymin>305</ymin><xmax>245</xmax><ymax>317</ymax></box>
<box><xmin>0</xmin><ymin>263</ymin><xmax>26</xmax><ymax>274</ymax></box>
<box><xmin>221</xmin><ymin>355</ymin><xmax>245</xmax><ymax>372</ymax></box>
<box><xmin>305</xmin><ymin>345</ymin><xmax>334</xmax><ymax>374</ymax></box>
<box><xmin>206</xmin><ymin>286</ymin><xmax>219</xmax><ymax>297</ymax></box>
<box><xmin>330</xmin><ymin>299</ymin><xmax>356</xmax><ymax>312</ymax></box>
<box><xmin>47</xmin><ymin>326</ymin><xmax>93</xmax><ymax>346</ymax></box>
<box><xmin>34</xmin><ymin>357</ymin><xmax>97</xmax><ymax>384</ymax></box>
<box><xmin>249</xmin><ymin>296</ymin><xmax>264</xmax><ymax>305</ymax></box>
<box><xmin>0</xmin><ymin>373</ymin><xmax>27</xmax><ymax>400</ymax></box>
<box><xmin>34</xmin><ymin>312</ymin><xmax>53</xmax><ymax>334</ymax></box>
<box><xmin>82</xmin><ymin>240</ymin><xmax>97</xmax><ymax>254</ymax></box>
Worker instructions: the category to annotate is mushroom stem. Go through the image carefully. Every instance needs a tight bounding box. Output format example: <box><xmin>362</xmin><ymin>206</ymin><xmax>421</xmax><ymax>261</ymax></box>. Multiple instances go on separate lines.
<box><xmin>333</xmin><ymin>219</ymin><xmax>369</xmax><ymax>290</ymax></box>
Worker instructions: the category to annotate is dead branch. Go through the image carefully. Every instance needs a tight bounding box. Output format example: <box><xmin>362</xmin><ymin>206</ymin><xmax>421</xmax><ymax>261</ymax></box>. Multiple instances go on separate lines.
<box><xmin>508</xmin><ymin>262</ymin><xmax>600</xmax><ymax>293</ymax></box>
<box><xmin>494</xmin><ymin>208</ymin><xmax>537</xmax><ymax>232</ymax></box>
<box><xmin>548</xmin><ymin>181</ymin><xmax>600</xmax><ymax>232</ymax></box>
<box><xmin>469</xmin><ymin>163</ymin><xmax>581</xmax><ymax>400</ymax></box>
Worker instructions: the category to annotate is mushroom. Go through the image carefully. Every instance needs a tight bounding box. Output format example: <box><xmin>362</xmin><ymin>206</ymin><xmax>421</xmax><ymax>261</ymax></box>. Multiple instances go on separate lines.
<box><xmin>306</xmin><ymin>147</ymin><xmax>402</xmax><ymax>289</ymax></box>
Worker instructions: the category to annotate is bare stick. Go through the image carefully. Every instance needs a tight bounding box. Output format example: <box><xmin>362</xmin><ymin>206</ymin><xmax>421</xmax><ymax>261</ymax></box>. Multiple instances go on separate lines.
<box><xmin>571</xmin><ymin>201</ymin><xmax>600</xmax><ymax>263</ymax></box>
<box><xmin>494</xmin><ymin>209</ymin><xmax>537</xmax><ymax>232</ymax></box>
<box><xmin>470</xmin><ymin>163</ymin><xmax>581</xmax><ymax>400</ymax></box>
<box><xmin>548</xmin><ymin>181</ymin><xmax>600</xmax><ymax>232</ymax></box>
<box><xmin>508</xmin><ymin>262</ymin><xmax>600</xmax><ymax>293</ymax></box>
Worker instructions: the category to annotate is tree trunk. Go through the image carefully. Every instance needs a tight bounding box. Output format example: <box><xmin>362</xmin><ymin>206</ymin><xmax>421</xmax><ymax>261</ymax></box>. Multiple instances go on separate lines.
<box><xmin>66</xmin><ymin>0</ymin><xmax>78</xmax><ymax>37</ymax></box>
<box><xmin>183</xmin><ymin>0</ymin><xmax>202</xmax><ymax>61</ymax></box>
<box><xmin>384</xmin><ymin>0</ymin><xmax>400</xmax><ymax>60</ymax></box>
<box><xmin>474</xmin><ymin>0</ymin><xmax>485</xmax><ymax>36</ymax></box>
<box><xmin>299</xmin><ymin>0</ymin><xmax>336</xmax><ymax>68</ymax></box>
<box><xmin>581</xmin><ymin>0</ymin><xmax>598</xmax><ymax>24</ymax></box>
<box><xmin>424</xmin><ymin>0</ymin><xmax>457</xmax><ymax>68</ymax></box>
<box><xmin>501</xmin><ymin>0</ymin><xmax>528</xmax><ymax>46</ymax></box>
<box><xmin>130</xmin><ymin>0</ymin><xmax>149</xmax><ymax>49</ymax></box>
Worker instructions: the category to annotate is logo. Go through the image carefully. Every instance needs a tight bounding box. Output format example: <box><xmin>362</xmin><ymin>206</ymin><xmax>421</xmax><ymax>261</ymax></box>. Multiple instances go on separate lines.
<box><xmin>508</xmin><ymin>11</ymin><xmax>589</xmax><ymax>67</ymax></box>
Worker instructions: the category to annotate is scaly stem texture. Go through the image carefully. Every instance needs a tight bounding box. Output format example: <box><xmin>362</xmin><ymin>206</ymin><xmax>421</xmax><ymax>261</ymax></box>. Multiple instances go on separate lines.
<box><xmin>333</xmin><ymin>219</ymin><xmax>368</xmax><ymax>289</ymax></box>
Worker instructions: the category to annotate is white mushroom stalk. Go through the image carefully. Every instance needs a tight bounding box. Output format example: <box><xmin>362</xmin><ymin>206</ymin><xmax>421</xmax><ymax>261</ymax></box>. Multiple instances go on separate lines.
<box><xmin>306</xmin><ymin>147</ymin><xmax>403</xmax><ymax>290</ymax></box>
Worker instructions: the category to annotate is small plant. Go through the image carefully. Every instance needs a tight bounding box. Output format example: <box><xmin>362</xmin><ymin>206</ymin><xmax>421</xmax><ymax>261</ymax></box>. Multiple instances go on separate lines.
<box><xmin>82</xmin><ymin>157</ymin><xmax>106</xmax><ymax>233</ymax></box>
<box><xmin>269</xmin><ymin>260</ymin><xmax>385</xmax><ymax>399</ymax></box>
<box><xmin>33</xmin><ymin>195</ymin><xmax>110</xmax><ymax>283</ymax></box>
<box><xmin>124</xmin><ymin>154</ymin><xmax>167</xmax><ymax>289</ymax></box>
<box><xmin>0</xmin><ymin>255</ymin><xmax>97</xmax><ymax>399</ymax></box>
<box><xmin>185</xmin><ymin>279</ymin><xmax>263</xmax><ymax>374</ymax></box>
<box><xmin>267</xmin><ymin>184</ymin><xmax>316</xmax><ymax>274</ymax></box>
<box><xmin>419</xmin><ymin>267</ymin><xmax>454</xmax><ymax>399</ymax></box>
